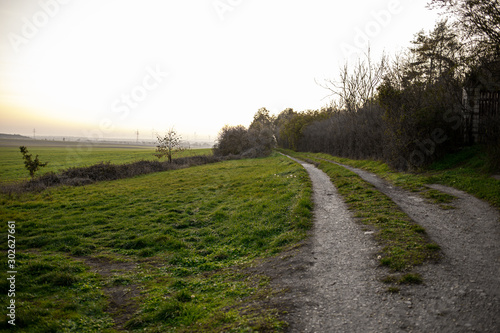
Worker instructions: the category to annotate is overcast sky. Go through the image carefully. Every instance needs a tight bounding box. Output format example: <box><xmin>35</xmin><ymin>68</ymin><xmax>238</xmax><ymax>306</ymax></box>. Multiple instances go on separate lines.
<box><xmin>0</xmin><ymin>0</ymin><xmax>441</xmax><ymax>141</ymax></box>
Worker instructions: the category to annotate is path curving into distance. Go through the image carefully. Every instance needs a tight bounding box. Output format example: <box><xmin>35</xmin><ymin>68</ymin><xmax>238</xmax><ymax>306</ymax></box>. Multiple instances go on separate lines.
<box><xmin>267</xmin><ymin>155</ymin><xmax>500</xmax><ymax>332</ymax></box>
<box><xmin>276</xmin><ymin>156</ymin><xmax>418</xmax><ymax>332</ymax></box>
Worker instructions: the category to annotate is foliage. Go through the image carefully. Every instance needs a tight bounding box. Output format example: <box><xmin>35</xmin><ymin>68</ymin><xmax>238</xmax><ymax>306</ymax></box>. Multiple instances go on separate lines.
<box><xmin>213</xmin><ymin>108</ymin><xmax>276</xmax><ymax>157</ymax></box>
<box><xmin>19</xmin><ymin>146</ymin><xmax>48</xmax><ymax>178</ymax></box>
<box><xmin>212</xmin><ymin>125</ymin><xmax>250</xmax><ymax>156</ymax></box>
<box><xmin>247</xmin><ymin>107</ymin><xmax>276</xmax><ymax>156</ymax></box>
<box><xmin>274</xmin><ymin>108</ymin><xmax>331</xmax><ymax>151</ymax></box>
<box><xmin>429</xmin><ymin>0</ymin><xmax>500</xmax><ymax>62</ymax></box>
<box><xmin>275</xmin><ymin>19</ymin><xmax>479</xmax><ymax>170</ymax></box>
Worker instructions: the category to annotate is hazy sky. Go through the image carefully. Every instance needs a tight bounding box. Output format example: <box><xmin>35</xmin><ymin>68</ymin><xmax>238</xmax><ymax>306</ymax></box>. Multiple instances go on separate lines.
<box><xmin>0</xmin><ymin>0</ymin><xmax>440</xmax><ymax>141</ymax></box>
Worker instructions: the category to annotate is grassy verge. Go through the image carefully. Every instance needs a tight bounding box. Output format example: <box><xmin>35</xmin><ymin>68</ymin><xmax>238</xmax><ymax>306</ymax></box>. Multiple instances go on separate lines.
<box><xmin>0</xmin><ymin>153</ymin><xmax>312</xmax><ymax>332</ymax></box>
<box><xmin>281</xmin><ymin>150</ymin><xmax>440</xmax><ymax>283</ymax></box>
<box><xmin>426</xmin><ymin>146</ymin><xmax>500</xmax><ymax>209</ymax></box>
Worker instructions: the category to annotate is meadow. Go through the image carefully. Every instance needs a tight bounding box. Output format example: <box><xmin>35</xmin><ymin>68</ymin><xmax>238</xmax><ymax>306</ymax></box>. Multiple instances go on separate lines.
<box><xmin>0</xmin><ymin>139</ymin><xmax>211</xmax><ymax>183</ymax></box>
<box><xmin>0</xmin><ymin>144</ymin><xmax>312</xmax><ymax>332</ymax></box>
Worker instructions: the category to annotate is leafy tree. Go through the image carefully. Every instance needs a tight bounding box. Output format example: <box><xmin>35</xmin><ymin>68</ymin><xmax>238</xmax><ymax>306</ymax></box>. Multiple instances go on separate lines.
<box><xmin>249</xmin><ymin>107</ymin><xmax>275</xmax><ymax>132</ymax></box>
<box><xmin>19</xmin><ymin>146</ymin><xmax>48</xmax><ymax>178</ymax></box>
<box><xmin>274</xmin><ymin>108</ymin><xmax>297</xmax><ymax>149</ymax></box>
<box><xmin>154</xmin><ymin>128</ymin><xmax>185</xmax><ymax>163</ymax></box>
<box><xmin>212</xmin><ymin>125</ymin><xmax>250</xmax><ymax>156</ymax></box>
<box><xmin>248</xmin><ymin>107</ymin><xmax>276</xmax><ymax>156</ymax></box>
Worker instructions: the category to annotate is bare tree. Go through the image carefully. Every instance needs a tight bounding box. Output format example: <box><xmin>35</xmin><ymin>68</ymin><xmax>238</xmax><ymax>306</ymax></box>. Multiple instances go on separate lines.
<box><xmin>154</xmin><ymin>128</ymin><xmax>185</xmax><ymax>163</ymax></box>
<box><xmin>317</xmin><ymin>49</ymin><xmax>387</xmax><ymax>112</ymax></box>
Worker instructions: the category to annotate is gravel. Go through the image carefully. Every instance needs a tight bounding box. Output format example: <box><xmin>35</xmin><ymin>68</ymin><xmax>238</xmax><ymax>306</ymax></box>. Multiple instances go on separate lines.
<box><xmin>262</xmin><ymin>156</ymin><xmax>500</xmax><ymax>332</ymax></box>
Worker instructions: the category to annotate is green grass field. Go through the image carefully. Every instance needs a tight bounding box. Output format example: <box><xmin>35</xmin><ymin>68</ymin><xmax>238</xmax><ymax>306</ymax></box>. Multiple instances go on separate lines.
<box><xmin>0</xmin><ymin>139</ymin><xmax>211</xmax><ymax>183</ymax></box>
<box><xmin>0</xmin><ymin>152</ymin><xmax>312</xmax><ymax>332</ymax></box>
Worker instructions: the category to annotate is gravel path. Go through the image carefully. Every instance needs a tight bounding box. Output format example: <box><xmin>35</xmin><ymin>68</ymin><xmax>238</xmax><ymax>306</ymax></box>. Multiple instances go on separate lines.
<box><xmin>332</xmin><ymin>161</ymin><xmax>500</xmax><ymax>332</ymax></box>
<box><xmin>266</xmin><ymin>156</ymin><xmax>500</xmax><ymax>332</ymax></box>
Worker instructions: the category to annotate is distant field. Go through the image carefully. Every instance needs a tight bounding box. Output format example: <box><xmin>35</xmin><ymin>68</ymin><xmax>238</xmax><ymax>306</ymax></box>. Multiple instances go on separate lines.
<box><xmin>0</xmin><ymin>139</ymin><xmax>211</xmax><ymax>183</ymax></box>
<box><xmin>0</xmin><ymin>153</ymin><xmax>312</xmax><ymax>331</ymax></box>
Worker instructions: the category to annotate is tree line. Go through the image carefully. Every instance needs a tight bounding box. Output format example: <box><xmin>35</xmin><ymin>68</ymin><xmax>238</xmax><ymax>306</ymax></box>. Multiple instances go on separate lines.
<box><xmin>214</xmin><ymin>0</ymin><xmax>499</xmax><ymax>171</ymax></box>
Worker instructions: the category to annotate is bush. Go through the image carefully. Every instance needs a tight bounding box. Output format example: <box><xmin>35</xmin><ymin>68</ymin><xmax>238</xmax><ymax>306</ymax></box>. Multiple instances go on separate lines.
<box><xmin>213</xmin><ymin>125</ymin><xmax>251</xmax><ymax>156</ymax></box>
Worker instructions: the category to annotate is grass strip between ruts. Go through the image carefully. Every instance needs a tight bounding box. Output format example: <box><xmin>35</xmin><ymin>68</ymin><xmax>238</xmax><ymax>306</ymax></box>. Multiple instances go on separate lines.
<box><xmin>282</xmin><ymin>149</ymin><xmax>441</xmax><ymax>277</ymax></box>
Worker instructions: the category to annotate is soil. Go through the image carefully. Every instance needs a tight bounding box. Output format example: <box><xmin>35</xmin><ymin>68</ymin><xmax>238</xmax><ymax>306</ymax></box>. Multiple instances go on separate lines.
<box><xmin>257</xmin><ymin>156</ymin><xmax>500</xmax><ymax>332</ymax></box>
<box><xmin>77</xmin><ymin>256</ymin><xmax>141</xmax><ymax>330</ymax></box>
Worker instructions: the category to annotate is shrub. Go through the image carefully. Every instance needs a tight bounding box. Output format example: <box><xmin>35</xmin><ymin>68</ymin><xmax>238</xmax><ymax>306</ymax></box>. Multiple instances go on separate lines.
<box><xmin>19</xmin><ymin>146</ymin><xmax>48</xmax><ymax>178</ymax></box>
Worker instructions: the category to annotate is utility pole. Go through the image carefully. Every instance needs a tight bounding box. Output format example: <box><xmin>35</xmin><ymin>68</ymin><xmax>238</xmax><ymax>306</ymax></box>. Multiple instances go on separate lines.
<box><xmin>136</xmin><ymin>129</ymin><xmax>139</xmax><ymax>143</ymax></box>
<box><xmin>33</xmin><ymin>128</ymin><xmax>36</xmax><ymax>140</ymax></box>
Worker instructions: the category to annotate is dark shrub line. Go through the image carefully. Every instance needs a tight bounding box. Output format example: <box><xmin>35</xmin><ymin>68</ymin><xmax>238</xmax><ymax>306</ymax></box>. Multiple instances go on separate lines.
<box><xmin>2</xmin><ymin>155</ymin><xmax>241</xmax><ymax>193</ymax></box>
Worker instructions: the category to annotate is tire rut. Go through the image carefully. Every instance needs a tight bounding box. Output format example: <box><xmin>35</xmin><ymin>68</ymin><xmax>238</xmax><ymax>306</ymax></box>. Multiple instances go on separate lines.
<box><xmin>324</xmin><ymin>159</ymin><xmax>500</xmax><ymax>332</ymax></box>
<box><xmin>274</xmin><ymin>155</ymin><xmax>500</xmax><ymax>332</ymax></box>
<box><xmin>281</xmin><ymin>156</ymin><xmax>425</xmax><ymax>332</ymax></box>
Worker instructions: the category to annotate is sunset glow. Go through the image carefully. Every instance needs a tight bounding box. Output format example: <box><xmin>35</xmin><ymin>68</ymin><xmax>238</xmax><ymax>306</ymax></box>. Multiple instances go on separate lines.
<box><xmin>0</xmin><ymin>0</ymin><xmax>440</xmax><ymax>141</ymax></box>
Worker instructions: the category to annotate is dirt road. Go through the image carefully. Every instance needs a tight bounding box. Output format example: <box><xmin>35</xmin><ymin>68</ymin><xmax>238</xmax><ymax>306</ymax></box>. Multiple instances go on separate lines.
<box><xmin>267</xmin><ymin>156</ymin><xmax>500</xmax><ymax>332</ymax></box>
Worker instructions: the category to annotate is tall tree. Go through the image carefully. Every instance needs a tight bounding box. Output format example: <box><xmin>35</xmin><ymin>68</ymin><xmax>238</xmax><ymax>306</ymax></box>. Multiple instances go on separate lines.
<box><xmin>429</xmin><ymin>0</ymin><xmax>500</xmax><ymax>61</ymax></box>
<box><xmin>409</xmin><ymin>20</ymin><xmax>462</xmax><ymax>85</ymax></box>
<box><xmin>248</xmin><ymin>108</ymin><xmax>276</xmax><ymax>156</ymax></box>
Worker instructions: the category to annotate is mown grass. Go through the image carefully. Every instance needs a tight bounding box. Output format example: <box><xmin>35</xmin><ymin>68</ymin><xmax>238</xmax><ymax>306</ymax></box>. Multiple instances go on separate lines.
<box><xmin>281</xmin><ymin>150</ymin><xmax>441</xmax><ymax>273</ymax></box>
<box><xmin>0</xmin><ymin>153</ymin><xmax>313</xmax><ymax>332</ymax></box>
<box><xmin>0</xmin><ymin>143</ymin><xmax>211</xmax><ymax>183</ymax></box>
